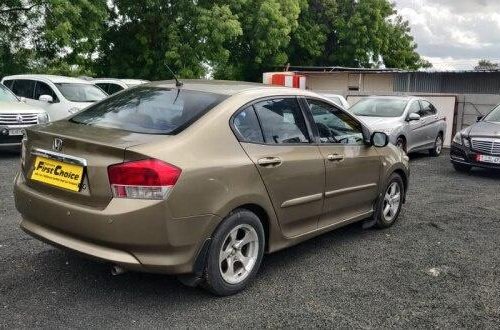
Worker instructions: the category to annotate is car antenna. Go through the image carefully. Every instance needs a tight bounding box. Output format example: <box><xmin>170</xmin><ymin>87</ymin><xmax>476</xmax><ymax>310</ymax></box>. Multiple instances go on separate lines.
<box><xmin>165</xmin><ymin>64</ymin><xmax>183</xmax><ymax>87</ymax></box>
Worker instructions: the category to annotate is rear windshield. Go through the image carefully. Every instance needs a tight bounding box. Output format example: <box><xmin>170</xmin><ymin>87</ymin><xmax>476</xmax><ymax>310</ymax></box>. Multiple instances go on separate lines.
<box><xmin>70</xmin><ymin>86</ymin><xmax>227</xmax><ymax>134</ymax></box>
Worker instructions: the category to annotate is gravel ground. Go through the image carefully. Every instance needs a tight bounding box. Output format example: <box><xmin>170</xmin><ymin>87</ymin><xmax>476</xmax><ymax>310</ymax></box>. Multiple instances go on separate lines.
<box><xmin>1</xmin><ymin>150</ymin><xmax>499</xmax><ymax>328</ymax></box>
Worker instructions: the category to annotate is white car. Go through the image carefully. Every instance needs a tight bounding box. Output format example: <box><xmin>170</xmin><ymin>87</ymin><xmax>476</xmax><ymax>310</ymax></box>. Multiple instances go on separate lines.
<box><xmin>92</xmin><ymin>78</ymin><xmax>149</xmax><ymax>95</ymax></box>
<box><xmin>1</xmin><ymin>75</ymin><xmax>108</xmax><ymax>121</ymax></box>
<box><xmin>0</xmin><ymin>83</ymin><xmax>49</xmax><ymax>149</ymax></box>
<box><xmin>320</xmin><ymin>93</ymin><xmax>349</xmax><ymax>109</ymax></box>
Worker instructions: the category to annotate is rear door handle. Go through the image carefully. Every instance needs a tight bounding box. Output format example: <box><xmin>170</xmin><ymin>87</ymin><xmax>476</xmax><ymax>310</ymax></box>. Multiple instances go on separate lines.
<box><xmin>257</xmin><ymin>157</ymin><xmax>282</xmax><ymax>167</ymax></box>
<box><xmin>327</xmin><ymin>154</ymin><xmax>344</xmax><ymax>161</ymax></box>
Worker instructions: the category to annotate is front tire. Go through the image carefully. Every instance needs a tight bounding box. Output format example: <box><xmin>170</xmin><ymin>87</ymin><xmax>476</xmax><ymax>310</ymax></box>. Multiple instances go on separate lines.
<box><xmin>374</xmin><ymin>173</ymin><xmax>404</xmax><ymax>229</ymax></box>
<box><xmin>429</xmin><ymin>134</ymin><xmax>443</xmax><ymax>157</ymax></box>
<box><xmin>203</xmin><ymin>209</ymin><xmax>265</xmax><ymax>296</ymax></box>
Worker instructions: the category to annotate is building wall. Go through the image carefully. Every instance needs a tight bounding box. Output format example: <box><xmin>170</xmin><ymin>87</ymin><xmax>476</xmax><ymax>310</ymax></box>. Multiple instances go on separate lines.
<box><xmin>305</xmin><ymin>73</ymin><xmax>349</xmax><ymax>91</ymax></box>
<box><xmin>304</xmin><ymin>72</ymin><xmax>393</xmax><ymax>93</ymax></box>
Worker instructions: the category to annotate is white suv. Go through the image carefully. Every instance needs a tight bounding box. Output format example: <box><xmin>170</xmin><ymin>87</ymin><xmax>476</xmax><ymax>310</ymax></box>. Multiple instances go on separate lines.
<box><xmin>0</xmin><ymin>83</ymin><xmax>48</xmax><ymax>149</ymax></box>
<box><xmin>1</xmin><ymin>75</ymin><xmax>108</xmax><ymax>121</ymax></box>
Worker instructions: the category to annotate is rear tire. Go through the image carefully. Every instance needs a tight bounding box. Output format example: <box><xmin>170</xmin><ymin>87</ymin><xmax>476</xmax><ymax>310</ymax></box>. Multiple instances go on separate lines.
<box><xmin>203</xmin><ymin>209</ymin><xmax>265</xmax><ymax>296</ymax></box>
<box><xmin>453</xmin><ymin>163</ymin><xmax>471</xmax><ymax>173</ymax></box>
<box><xmin>429</xmin><ymin>134</ymin><xmax>443</xmax><ymax>157</ymax></box>
<box><xmin>373</xmin><ymin>173</ymin><xmax>404</xmax><ymax>229</ymax></box>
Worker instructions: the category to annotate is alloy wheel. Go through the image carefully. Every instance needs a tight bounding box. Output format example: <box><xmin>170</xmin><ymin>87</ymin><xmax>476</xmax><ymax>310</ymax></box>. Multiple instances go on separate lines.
<box><xmin>435</xmin><ymin>136</ymin><xmax>443</xmax><ymax>154</ymax></box>
<box><xmin>382</xmin><ymin>182</ymin><xmax>401</xmax><ymax>223</ymax></box>
<box><xmin>219</xmin><ymin>224</ymin><xmax>259</xmax><ymax>284</ymax></box>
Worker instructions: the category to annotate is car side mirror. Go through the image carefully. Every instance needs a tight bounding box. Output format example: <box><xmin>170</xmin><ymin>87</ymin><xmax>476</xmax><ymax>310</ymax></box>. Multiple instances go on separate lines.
<box><xmin>371</xmin><ymin>132</ymin><xmax>389</xmax><ymax>147</ymax></box>
<box><xmin>19</xmin><ymin>97</ymin><xmax>27</xmax><ymax>103</ymax></box>
<box><xmin>476</xmin><ymin>115</ymin><xmax>483</xmax><ymax>122</ymax></box>
<box><xmin>39</xmin><ymin>95</ymin><xmax>54</xmax><ymax>103</ymax></box>
<box><xmin>407</xmin><ymin>113</ymin><xmax>421</xmax><ymax>121</ymax></box>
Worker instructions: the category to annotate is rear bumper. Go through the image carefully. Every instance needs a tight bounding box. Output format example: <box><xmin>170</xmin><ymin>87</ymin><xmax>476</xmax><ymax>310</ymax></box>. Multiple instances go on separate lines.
<box><xmin>450</xmin><ymin>142</ymin><xmax>500</xmax><ymax>170</ymax></box>
<box><xmin>14</xmin><ymin>172</ymin><xmax>221</xmax><ymax>274</ymax></box>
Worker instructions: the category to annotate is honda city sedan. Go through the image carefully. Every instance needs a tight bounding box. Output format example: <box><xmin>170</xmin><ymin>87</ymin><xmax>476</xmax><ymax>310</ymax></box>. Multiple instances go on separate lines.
<box><xmin>14</xmin><ymin>80</ymin><xmax>409</xmax><ymax>295</ymax></box>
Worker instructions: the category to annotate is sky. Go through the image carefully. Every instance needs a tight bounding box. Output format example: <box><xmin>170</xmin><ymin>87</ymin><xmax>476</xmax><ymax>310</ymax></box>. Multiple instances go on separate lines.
<box><xmin>393</xmin><ymin>0</ymin><xmax>500</xmax><ymax>70</ymax></box>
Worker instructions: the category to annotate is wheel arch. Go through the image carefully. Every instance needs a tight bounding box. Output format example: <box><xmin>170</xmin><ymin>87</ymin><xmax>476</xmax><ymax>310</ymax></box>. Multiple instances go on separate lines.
<box><xmin>392</xmin><ymin>168</ymin><xmax>408</xmax><ymax>203</ymax></box>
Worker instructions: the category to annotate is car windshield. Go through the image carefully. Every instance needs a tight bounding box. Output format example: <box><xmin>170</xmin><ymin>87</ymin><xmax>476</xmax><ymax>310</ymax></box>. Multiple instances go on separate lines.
<box><xmin>0</xmin><ymin>85</ymin><xmax>19</xmax><ymax>102</ymax></box>
<box><xmin>55</xmin><ymin>83</ymin><xmax>107</xmax><ymax>102</ymax></box>
<box><xmin>351</xmin><ymin>98</ymin><xmax>408</xmax><ymax>117</ymax></box>
<box><xmin>484</xmin><ymin>104</ymin><xmax>500</xmax><ymax>122</ymax></box>
<box><xmin>70</xmin><ymin>86</ymin><xmax>228</xmax><ymax>134</ymax></box>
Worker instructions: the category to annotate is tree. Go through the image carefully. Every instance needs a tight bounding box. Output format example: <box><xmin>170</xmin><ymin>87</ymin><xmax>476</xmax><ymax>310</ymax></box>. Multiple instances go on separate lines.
<box><xmin>288</xmin><ymin>0</ymin><xmax>430</xmax><ymax>70</ymax></box>
<box><xmin>475</xmin><ymin>59</ymin><xmax>499</xmax><ymax>71</ymax></box>
<box><xmin>211</xmin><ymin>0</ymin><xmax>306</xmax><ymax>81</ymax></box>
<box><xmin>0</xmin><ymin>0</ymin><xmax>108</xmax><ymax>77</ymax></box>
<box><xmin>95</xmin><ymin>0</ymin><xmax>242</xmax><ymax>80</ymax></box>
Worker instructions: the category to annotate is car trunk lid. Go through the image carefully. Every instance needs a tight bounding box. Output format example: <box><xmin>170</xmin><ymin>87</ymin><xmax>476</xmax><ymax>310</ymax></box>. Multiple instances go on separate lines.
<box><xmin>23</xmin><ymin>121</ymin><xmax>165</xmax><ymax>209</ymax></box>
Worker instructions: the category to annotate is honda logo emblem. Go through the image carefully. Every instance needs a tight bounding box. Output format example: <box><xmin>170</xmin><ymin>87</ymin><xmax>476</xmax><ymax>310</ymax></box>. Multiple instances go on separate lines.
<box><xmin>16</xmin><ymin>114</ymin><xmax>23</xmax><ymax>124</ymax></box>
<box><xmin>52</xmin><ymin>138</ymin><xmax>63</xmax><ymax>152</ymax></box>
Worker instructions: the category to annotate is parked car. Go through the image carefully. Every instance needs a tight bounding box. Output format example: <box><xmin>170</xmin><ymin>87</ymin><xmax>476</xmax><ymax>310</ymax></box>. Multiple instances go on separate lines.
<box><xmin>350</xmin><ymin>96</ymin><xmax>446</xmax><ymax>156</ymax></box>
<box><xmin>14</xmin><ymin>81</ymin><xmax>409</xmax><ymax>296</ymax></box>
<box><xmin>92</xmin><ymin>78</ymin><xmax>149</xmax><ymax>95</ymax></box>
<box><xmin>320</xmin><ymin>93</ymin><xmax>349</xmax><ymax>109</ymax></box>
<box><xmin>0</xmin><ymin>83</ymin><xmax>49</xmax><ymax>149</ymax></box>
<box><xmin>1</xmin><ymin>75</ymin><xmax>108</xmax><ymax>121</ymax></box>
<box><xmin>451</xmin><ymin>104</ymin><xmax>500</xmax><ymax>172</ymax></box>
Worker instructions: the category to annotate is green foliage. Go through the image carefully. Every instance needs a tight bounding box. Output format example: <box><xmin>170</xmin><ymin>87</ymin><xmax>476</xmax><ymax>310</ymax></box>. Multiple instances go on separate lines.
<box><xmin>289</xmin><ymin>0</ymin><xmax>430</xmax><ymax>70</ymax></box>
<box><xmin>95</xmin><ymin>1</ymin><xmax>242</xmax><ymax>80</ymax></box>
<box><xmin>1</xmin><ymin>0</ymin><xmax>430</xmax><ymax>81</ymax></box>
<box><xmin>475</xmin><ymin>59</ymin><xmax>499</xmax><ymax>71</ymax></box>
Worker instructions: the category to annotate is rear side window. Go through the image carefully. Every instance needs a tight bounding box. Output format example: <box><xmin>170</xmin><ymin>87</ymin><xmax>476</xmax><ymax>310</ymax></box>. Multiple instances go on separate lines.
<box><xmin>253</xmin><ymin>98</ymin><xmax>310</xmax><ymax>144</ymax></box>
<box><xmin>233</xmin><ymin>106</ymin><xmax>264</xmax><ymax>143</ymax></box>
<box><xmin>11</xmin><ymin>79</ymin><xmax>35</xmax><ymax>98</ymax></box>
<box><xmin>71</xmin><ymin>86</ymin><xmax>228</xmax><ymax>134</ymax></box>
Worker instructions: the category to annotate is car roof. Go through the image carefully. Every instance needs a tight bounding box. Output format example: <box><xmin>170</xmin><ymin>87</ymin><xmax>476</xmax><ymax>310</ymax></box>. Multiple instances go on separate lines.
<box><xmin>1</xmin><ymin>74</ymin><xmax>94</xmax><ymax>84</ymax></box>
<box><xmin>148</xmin><ymin>79</ymin><xmax>320</xmax><ymax>97</ymax></box>
<box><xmin>361</xmin><ymin>95</ymin><xmax>418</xmax><ymax>101</ymax></box>
<box><xmin>93</xmin><ymin>78</ymin><xmax>149</xmax><ymax>85</ymax></box>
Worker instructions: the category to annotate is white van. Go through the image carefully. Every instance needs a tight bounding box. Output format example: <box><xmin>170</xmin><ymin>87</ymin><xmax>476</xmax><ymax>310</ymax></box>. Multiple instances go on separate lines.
<box><xmin>1</xmin><ymin>75</ymin><xmax>108</xmax><ymax>121</ymax></box>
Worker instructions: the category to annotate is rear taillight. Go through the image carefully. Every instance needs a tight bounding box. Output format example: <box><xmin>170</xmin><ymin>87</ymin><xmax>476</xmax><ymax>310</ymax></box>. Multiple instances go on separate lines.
<box><xmin>108</xmin><ymin>159</ymin><xmax>181</xmax><ymax>200</ymax></box>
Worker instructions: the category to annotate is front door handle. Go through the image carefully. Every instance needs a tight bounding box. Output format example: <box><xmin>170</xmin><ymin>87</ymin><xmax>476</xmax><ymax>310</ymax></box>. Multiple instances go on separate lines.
<box><xmin>327</xmin><ymin>154</ymin><xmax>344</xmax><ymax>161</ymax></box>
<box><xmin>257</xmin><ymin>157</ymin><xmax>282</xmax><ymax>167</ymax></box>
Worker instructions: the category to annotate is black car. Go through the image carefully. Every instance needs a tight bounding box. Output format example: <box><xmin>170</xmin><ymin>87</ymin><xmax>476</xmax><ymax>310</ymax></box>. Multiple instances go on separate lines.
<box><xmin>451</xmin><ymin>104</ymin><xmax>500</xmax><ymax>172</ymax></box>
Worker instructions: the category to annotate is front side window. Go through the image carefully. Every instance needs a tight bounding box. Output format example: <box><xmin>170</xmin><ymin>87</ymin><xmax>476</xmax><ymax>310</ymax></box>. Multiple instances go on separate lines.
<box><xmin>484</xmin><ymin>104</ymin><xmax>500</xmax><ymax>123</ymax></box>
<box><xmin>408</xmin><ymin>101</ymin><xmax>421</xmax><ymax>115</ymax></box>
<box><xmin>3</xmin><ymin>80</ymin><xmax>14</xmax><ymax>89</ymax></box>
<box><xmin>420</xmin><ymin>101</ymin><xmax>436</xmax><ymax>116</ymax></box>
<box><xmin>11</xmin><ymin>79</ymin><xmax>35</xmax><ymax>98</ymax></box>
<box><xmin>254</xmin><ymin>98</ymin><xmax>310</xmax><ymax>144</ymax></box>
<box><xmin>95</xmin><ymin>83</ymin><xmax>109</xmax><ymax>93</ymax></box>
<box><xmin>233</xmin><ymin>106</ymin><xmax>264</xmax><ymax>143</ymax></box>
<box><xmin>71</xmin><ymin>87</ymin><xmax>228</xmax><ymax>134</ymax></box>
<box><xmin>55</xmin><ymin>83</ymin><xmax>107</xmax><ymax>102</ymax></box>
<box><xmin>34</xmin><ymin>82</ymin><xmax>58</xmax><ymax>102</ymax></box>
<box><xmin>0</xmin><ymin>84</ymin><xmax>19</xmax><ymax>102</ymax></box>
<box><xmin>107</xmin><ymin>83</ymin><xmax>124</xmax><ymax>95</ymax></box>
<box><xmin>307</xmin><ymin>99</ymin><xmax>364</xmax><ymax>145</ymax></box>
<box><xmin>351</xmin><ymin>98</ymin><xmax>408</xmax><ymax>118</ymax></box>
